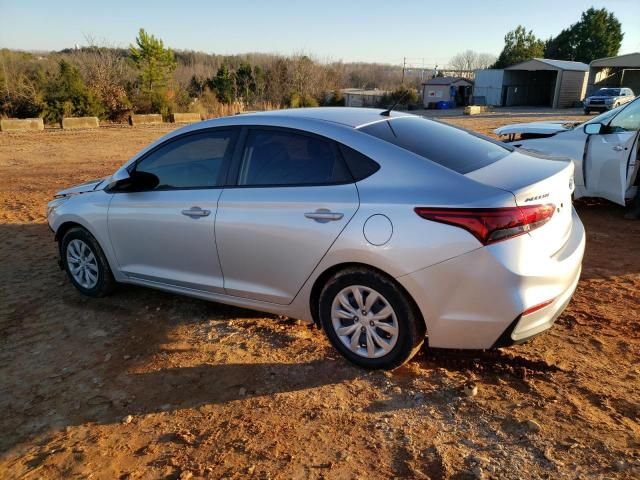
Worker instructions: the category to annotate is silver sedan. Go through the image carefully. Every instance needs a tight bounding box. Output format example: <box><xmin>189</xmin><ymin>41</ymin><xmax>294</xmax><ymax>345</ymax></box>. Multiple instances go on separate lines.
<box><xmin>48</xmin><ymin>108</ymin><xmax>585</xmax><ymax>369</ymax></box>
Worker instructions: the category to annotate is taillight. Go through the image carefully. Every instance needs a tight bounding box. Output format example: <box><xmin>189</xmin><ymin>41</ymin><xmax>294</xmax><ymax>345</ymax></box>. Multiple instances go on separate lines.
<box><xmin>414</xmin><ymin>204</ymin><xmax>555</xmax><ymax>245</ymax></box>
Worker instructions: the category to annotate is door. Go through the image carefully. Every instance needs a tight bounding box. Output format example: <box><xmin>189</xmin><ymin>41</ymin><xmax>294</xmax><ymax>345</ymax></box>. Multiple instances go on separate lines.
<box><xmin>585</xmin><ymin>99</ymin><xmax>640</xmax><ymax>205</ymax></box>
<box><xmin>216</xmin><ymin>127</ymin><xmax>359</xmax><ymax>304</ymax></box>
<box><xmin>108</xmin><ymin>128</ymin><xmax>238</xmax><ymax>292</ymax></box>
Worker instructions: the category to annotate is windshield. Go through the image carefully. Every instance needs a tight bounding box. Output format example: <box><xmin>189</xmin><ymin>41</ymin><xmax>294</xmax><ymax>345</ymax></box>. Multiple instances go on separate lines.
<box><xmin>595</xmin><ymin>88</ymin><xmax>621</xmax><ymax>96</ymax></box>
<box><xmin>581</xmin><ymin>104</ymin><xmax>625</xmax><ymax>126</ymax></box>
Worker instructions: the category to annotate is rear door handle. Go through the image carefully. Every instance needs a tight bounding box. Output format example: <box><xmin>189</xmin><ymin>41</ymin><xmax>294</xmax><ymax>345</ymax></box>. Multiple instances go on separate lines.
<box><xmin>181</xmin><ymin>206</ymin><xmax>211</xmax><ymax>218</ymax></box>
<box><xmin>304</xmin><ymin>209</ymin><xmax>344</xmax><ymax>223</ymax></box>
<box><xmin>612</xmin><ymin>145</ymin><xmax>624</xmax><ymax>151</ymax></box>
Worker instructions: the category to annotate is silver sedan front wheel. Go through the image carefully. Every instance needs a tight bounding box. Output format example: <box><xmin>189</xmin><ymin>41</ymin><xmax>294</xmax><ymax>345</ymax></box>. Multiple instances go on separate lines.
<box><xmin>66</xmin><ymin>238</ymin><xmax>99</xmax><ymax>289</ymax></box>
<box><xmin>330</xmin><ymin>285</ymin><xmax>399</xmax><ymax>359</ymax></box>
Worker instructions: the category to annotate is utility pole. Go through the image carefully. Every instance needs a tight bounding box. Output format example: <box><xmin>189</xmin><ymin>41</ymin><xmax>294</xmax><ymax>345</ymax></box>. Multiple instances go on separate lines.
<box><xmin>401</xmin><ymin>57</ymin><xmax>406</xmax><ymax>85</ymax></box>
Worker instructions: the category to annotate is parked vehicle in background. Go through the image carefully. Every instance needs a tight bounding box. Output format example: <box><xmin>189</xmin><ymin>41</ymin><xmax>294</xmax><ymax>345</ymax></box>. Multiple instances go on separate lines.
<box><xmin>48</xmin><ymin>108</ymin><xmax>585</xmax><ymax>369</ymax></box>
<box><xmin>496</xmin><ymin>97</ymin><xmax>640</xmax><ymax>206</ymax></box>
<box><xmin>583</xmin><ymin>87</ymin><xmax>635</xmax><ymax>114</ymax></box>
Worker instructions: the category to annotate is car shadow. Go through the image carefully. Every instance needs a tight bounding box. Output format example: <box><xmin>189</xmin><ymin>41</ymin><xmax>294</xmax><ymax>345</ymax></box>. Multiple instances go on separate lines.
<box><xmin>1</xmin><ymin>206</ymin><xmax>637</xmax><ymax>455</ymax></box>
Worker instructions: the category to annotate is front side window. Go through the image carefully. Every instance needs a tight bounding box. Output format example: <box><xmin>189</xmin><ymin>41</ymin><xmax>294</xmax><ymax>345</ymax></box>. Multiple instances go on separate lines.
<box><xmin>134</xmin><ymin>130</ymin><xmax>236</xmax><ymax>189</ymax></box>
<box><xmin>238</xmin><ymin>129</ymin><xmax>351</xmax><ymax>186</ymax></box>
<box><xmin>609</xmin><ymin>98</ymin><xmax>640</xmax><ymax>132</ymax></box>
<box><xmin>360</xmin><ymin>116</ymin><xmax>509</xmax><ymax>174</ymax></box>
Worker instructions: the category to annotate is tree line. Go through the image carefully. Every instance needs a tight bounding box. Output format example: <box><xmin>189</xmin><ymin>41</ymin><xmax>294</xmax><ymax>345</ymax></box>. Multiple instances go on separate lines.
<box><xmin>0</xmin><ymin>29</ymin><xmax>424</xmax><ymax>123</ymax></box>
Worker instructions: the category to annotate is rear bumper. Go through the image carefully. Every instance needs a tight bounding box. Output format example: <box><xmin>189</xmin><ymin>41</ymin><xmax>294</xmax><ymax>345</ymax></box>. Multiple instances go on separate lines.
<box><xmin>491</xmin><ymin>266</ymin><xmax>579</xmax><ymax>347</ymax></box>
<box><xmin>397</xmin><ymin>207</ymin><xmax>585</xmax><ymax>349</ymax></box>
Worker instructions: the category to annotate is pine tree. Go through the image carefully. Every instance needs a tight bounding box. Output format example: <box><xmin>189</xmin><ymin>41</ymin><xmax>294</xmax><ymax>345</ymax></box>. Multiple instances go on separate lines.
<box><xmin>129</xmin><ymin>29</ymin><xmax>176</xmax><ymax>96</ymax></box>
<box><xmin>546</xmin><ymin>8</ymin><xmax>623</xmax><ymax>63</ymax></box>
<box><xmin>492</xmin><ymin>26</ymin><xmax>545</xmax><ymax>68</ymax></box>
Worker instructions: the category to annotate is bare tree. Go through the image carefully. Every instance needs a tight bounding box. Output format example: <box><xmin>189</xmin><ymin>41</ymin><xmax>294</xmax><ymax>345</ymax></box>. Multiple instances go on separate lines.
<box><xmin>68</xmin><ymin>35</ymin><xmax>133</xmax><ymax>119</ymax></box>
<box><xmin>476</xmin><ymin>53</ymin><xmax>497</xmax><ymax>69</ymax></box>
<box><xmin>449</xmin><ymin>50</ymin><xmax>497</xmax><ymax>71</ymax></box>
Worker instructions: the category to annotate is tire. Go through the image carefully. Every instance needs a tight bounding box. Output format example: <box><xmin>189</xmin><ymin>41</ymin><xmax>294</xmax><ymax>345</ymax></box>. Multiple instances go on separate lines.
<box><xmin>318</xmin><ymin>267</ymin><xmax>425</xmax><ymax>370</ymax></box>
<box><xmin>60</xmin><ymin>227</ymin><xmax>116</xmax><ymax>297</ymax></box>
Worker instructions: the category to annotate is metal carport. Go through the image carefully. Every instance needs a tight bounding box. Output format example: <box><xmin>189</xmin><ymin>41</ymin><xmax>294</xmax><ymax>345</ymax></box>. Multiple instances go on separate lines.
<box><xmin>502</xmin><ymin>59</ymin><xmax>589</xmax><ymax>108</ymax></box>
<box><xmin>587</xmin><ymin>52</ymin><xmax>640</xmax><ymax>96</ymax></box>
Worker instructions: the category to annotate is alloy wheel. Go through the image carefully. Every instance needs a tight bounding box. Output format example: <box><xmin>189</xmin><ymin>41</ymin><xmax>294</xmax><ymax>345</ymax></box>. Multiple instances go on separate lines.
<box><xmin>330</xmin><ymin>285</ymin><xmax>399</xmax><ymax>358</ymax></box>
<box><xmin>66</xmin><ymin>239</ymin><xmax>99</xmax><ymax>289</ymax></box>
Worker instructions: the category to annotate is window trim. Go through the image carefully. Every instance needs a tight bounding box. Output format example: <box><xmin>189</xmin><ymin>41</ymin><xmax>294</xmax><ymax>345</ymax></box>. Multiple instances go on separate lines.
<box><xmin>225</xmin><ymin>125</ymin><xmax>356</xmax><ymax>189</ymax></box>
<box><xmin>113</xmin><ymin>127</ymin><xmax>240</xmax><ymax>192</ymax></box>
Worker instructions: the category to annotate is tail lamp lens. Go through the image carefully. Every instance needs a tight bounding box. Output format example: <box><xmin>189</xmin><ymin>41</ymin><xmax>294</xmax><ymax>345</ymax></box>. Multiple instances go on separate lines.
<box><xmin>414</xmin><ymin>204</ymin><xmax>555</xmax><ymax>245</ymax></box>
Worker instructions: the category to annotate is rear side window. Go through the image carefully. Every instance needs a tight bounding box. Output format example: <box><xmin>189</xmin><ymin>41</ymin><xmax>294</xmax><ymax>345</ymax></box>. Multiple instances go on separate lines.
<box><xmin>135</xmin><ymin>130</ymin><xmax>236</xmax><ymax>189</ymax></box>
<box><xmin>338</xmin><ymin>144</ymin><xmax>380</xmax><ymax>181</ymax></box>
<box><xmin>360</xmin><ymin>116</ymin><xmax>510</xmax><ymax>174</ymax></box>
<box><xmin>238</xmin><ymin>129</ymin><xmax>351</xmax><ymax>186</ymax></box>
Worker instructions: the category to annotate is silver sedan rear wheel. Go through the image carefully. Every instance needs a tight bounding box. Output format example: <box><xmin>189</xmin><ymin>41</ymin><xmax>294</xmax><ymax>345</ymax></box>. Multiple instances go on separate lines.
<box><xmin>66</xmin><ymin>239</ymin><xmax>99</xmax><ymax>289</ymax></box>
<box><xmin>330</xmin><ymin>285</ymin><xmax>399</xmax><ymax>359</ymax></box>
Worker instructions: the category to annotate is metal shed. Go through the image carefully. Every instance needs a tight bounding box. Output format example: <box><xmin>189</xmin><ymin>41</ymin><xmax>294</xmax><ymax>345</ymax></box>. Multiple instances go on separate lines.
<box><xmin>587</xmin><ymin>52</ymin><xmax>640</xmax><ymax>96</ymax></box>
<box><xmin>341</xmin><ymin>88</ymin><xmax>389</xmax><ymax>108</ymax></box>
<box><xmin>421</xmin><ymin>77</ymin><xmax>473</xmax><ymax>107</ymax></box>
<box><xmin>474</xmin><ymin>69</ymin><xmax>504</xmax><ymax>106</ymax></box>
<box><xmin>474</xmin><ymin>59</ymin><xmax>588</xmax><ymax>108</ymax></box>
<box><xmin>504</xmin><ymin>59</ymin><xmax>588</xmax><ymax>108</ymax></box>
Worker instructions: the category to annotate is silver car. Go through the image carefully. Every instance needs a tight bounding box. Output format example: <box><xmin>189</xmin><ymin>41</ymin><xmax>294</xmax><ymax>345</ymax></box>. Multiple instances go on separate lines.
<box><xmin>48</xmin><ymin>108</ymin><xmax>585</xmax><ymax>369</ymax></box>
<box><xmin>583</xmin><ymin>87</ymin><xmax>635</xmax><ymax>114</ymax></box>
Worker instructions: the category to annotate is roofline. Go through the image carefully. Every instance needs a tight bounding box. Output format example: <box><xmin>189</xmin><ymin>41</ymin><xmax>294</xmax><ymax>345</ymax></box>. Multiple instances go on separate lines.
<box><xmin>199</xmin><ymin>108</ymin><xmax>413</xmax><ymax>129</ymax></box>
<box><xmin>589</xmin><ymin>51</ymin><xmax>640</xmax><ymax>66</ymax></box>
<box><xmin>505</xmin><ymin>58</ymin><xmax>589</xmax><ymax>71</ymax></box>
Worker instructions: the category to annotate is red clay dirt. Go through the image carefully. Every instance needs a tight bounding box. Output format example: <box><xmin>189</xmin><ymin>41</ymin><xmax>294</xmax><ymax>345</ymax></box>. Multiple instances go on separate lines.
<box><xmin>0</xmin><ymin>116</ymin><xmax>638</xmax><ymax>479</ymax></box>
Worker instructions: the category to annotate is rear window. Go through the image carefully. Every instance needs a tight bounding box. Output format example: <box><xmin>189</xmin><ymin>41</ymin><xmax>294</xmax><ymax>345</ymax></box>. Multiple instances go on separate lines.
<box><xmin>359</xmin><ymin>116</ymin><xmax>511</xmax><ymax>174</ymax></box>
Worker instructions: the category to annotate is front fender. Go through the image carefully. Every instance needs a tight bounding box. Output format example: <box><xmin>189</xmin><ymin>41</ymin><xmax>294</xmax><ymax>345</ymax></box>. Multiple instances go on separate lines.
<box><xmin>48</xmin><ymin>191</ymin><xmax>123</xmax><ymax>281</ymax></box>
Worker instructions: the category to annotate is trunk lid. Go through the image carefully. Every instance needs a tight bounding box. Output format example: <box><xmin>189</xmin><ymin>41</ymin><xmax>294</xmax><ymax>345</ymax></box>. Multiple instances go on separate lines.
<box><xmin>466</xmin><ymin>149</ymin><xmax>575</xmax><ymax>256</ymax></box>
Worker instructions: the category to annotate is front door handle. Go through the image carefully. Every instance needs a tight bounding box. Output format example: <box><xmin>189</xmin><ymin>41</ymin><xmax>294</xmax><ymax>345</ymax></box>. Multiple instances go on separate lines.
<box><xmin>304</xmin><ymin>208</ymin><xmax>344</xmax><ymax>223</ymax></box>
<box><xmin>181</xmin><ymin>206</ymin><xmax>211</xmax><ymax>218</ymax></box>
<box><xmin>612</xmin><ymin>145</ymin><xmax>624</xmax><ymax>151</ymax></box>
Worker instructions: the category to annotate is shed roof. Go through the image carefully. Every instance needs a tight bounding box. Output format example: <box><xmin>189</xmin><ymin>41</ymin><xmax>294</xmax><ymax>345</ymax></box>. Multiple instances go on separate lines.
<box><xmin>506</xmin><ymin>58</ymin><xmax>589</xmax><ymax>72</ymax></box>
<box><xmin>341</xmin><ymin>88</ymin><xmax>389</xmax><ymax>96</ymax></box>
<box><xmin>422</xmin><ymin>76</ymin><xmax>473</xmax><ymax>86</ymax></box>
<box><xmin>590</xmin><ymin>52</ymin><xmax>640</xmax><ymax>68</ymax></box>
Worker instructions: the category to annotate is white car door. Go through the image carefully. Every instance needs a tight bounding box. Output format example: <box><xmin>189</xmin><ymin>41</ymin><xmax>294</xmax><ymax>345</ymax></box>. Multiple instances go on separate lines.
<box><xmin>585</xmin><ymin>99</ymin><xmax>640</xmax><ymax>205</ymax></box>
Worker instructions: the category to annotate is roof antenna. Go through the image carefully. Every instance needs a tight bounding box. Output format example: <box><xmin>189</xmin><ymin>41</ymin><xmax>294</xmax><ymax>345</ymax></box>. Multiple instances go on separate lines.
<box><xmin>380</xmin><ymin>89</ymin><xmax>410</xmax><ymax>117</ymax></box>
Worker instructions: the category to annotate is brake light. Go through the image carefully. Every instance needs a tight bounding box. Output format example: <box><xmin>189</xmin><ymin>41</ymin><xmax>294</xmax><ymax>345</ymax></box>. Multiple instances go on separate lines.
<box><xmin>414</xmin><ymin>204</ymin><xmax>555</xmax><ymax>245</ymax></box>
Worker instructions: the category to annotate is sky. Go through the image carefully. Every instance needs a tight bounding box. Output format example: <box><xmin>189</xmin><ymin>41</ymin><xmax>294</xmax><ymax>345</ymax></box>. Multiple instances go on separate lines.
<box><xmin>1</xmin><ymin>0</ymin><xmax>639</xmax><ymax>66</ymax></box>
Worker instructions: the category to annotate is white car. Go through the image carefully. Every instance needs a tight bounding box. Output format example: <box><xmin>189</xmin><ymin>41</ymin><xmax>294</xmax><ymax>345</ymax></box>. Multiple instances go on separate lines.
<box><xmin>495</xmin><ymin>98</ymin><xmax>640</xmax><ymax>206</ymax></box>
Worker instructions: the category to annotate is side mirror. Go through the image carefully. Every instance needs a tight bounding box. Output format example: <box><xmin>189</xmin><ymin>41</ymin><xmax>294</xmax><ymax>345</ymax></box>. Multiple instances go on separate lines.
<box><xmin>106</xmin><ymin>169</ymin><xmax>159</xmax><ymax>192</ymax></box>
<box><xmin>105</xmin><ymin>167</ymin><xmax>131</xmax><ymax>191</ymax></box>
<box><xmin>584</xmin><ymin>123</ymin><xmax>603</xmax><ymax>135</ymax></box>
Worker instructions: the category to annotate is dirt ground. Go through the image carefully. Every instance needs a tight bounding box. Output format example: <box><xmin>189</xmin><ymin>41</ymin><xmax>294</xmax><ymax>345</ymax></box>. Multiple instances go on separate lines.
<box><xmin>0</xmin><ymin>113</ymin><xmax>639</xmax><ymax>480</ymax></box>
